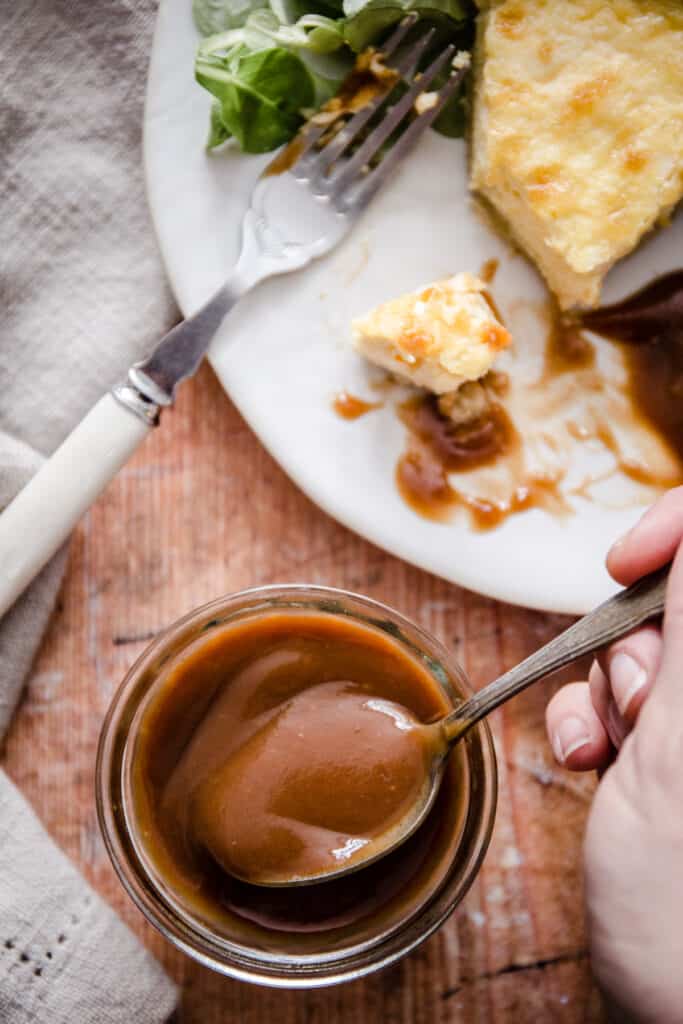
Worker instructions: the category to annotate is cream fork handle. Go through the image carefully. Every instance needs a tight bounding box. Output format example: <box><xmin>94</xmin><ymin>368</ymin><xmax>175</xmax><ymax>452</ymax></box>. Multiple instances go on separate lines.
<box><xmin>0</xmin><ymin>394</ymin><xmax>151</xmax><ymax>616</ymax></box>
<box><xmin>0</xmin><ymin>267</ymin><xmax>256</xmax><ymax>617</ymax></box>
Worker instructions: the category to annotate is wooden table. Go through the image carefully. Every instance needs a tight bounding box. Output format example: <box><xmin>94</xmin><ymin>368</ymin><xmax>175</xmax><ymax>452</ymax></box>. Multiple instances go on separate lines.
<box><xmin>2</xmin><ymin>364</ymin><xmax>606</xmax><ymax>1022</ymax></box>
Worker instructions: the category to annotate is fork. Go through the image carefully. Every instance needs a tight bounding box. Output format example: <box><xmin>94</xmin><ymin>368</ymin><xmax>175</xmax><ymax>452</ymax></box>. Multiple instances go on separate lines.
<box><xmin>0</xmin><ymin>18</ymin><xmax>469</xmax><ymax>616</ymax></box>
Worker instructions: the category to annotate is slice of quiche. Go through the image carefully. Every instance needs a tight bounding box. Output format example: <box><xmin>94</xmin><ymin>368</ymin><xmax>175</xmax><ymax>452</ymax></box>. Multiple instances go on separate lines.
<box><xmin>471</xmin><ymin>0</ymin><xmax>683</xmax><ymax>309</ymax></box>
<box><xmin>352</xmin><ymin>273</ymin><xmax>511</xmax><ymax>394</ymax></box>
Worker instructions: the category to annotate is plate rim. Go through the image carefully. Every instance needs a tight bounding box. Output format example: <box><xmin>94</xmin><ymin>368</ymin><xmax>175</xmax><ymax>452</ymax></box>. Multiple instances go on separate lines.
<box><xmin>142</xmin><ymin>0</ymin><xmax>645</xmax><ymax>617</ymax></box>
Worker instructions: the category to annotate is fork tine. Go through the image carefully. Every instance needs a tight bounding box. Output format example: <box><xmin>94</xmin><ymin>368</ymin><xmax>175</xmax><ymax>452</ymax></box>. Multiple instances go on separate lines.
<box><xmin>377</xmin><ymin>11</ymin><xmax>420</xmax><ymax>59</ymax></box>
<box><xmin>346</xmin><ymin>64</ymin><xmax>469</xmax><ymax>212</ymax></box>
<box><xmin>390</xmin><ymin>23</ymin><xmax>435</xmax><ymax>79</ymax></box>
<box><xmin>331</xmin><ymin>44</ymin><xmax>457</xmax><ymax>195</ymax></box>
<box><xmin>311</xmin><ymin>26</ymin><xmax>437</xmax><ymax>177</ymax></box>
<box><xmin>263</xmin><ymin>14</ymin><xmax>421</xmax><ymax>181</ymax></box>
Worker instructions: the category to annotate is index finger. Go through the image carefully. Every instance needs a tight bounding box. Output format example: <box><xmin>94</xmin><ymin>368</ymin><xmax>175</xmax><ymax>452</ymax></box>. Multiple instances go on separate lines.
<box><xmin>607</xmin><ymin>487</ymin><xmax>683</xmax><ymax>586</ymax></box>
<box><xmin>640</xmin><ymin>538</ymin><xmax>683</xmax><ymax>716</ymax></box>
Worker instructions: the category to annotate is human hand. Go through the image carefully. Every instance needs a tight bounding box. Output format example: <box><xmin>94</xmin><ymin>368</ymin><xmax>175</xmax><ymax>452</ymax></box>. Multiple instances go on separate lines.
<box><xmin>546</xmin><ymin>488</ymin><xmax>683</xmax><ymax>1023</ymax></box>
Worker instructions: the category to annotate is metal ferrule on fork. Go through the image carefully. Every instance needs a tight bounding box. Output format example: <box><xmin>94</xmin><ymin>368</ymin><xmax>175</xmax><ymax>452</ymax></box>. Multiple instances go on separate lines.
<box><xmin>112</xmin><ymin>376</ymin><xmax>165</xmax><ymax>427</ymax></box>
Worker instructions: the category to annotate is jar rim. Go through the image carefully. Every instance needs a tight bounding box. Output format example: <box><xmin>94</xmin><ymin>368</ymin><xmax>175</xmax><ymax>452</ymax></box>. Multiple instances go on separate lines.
<box><xmin>96</xmin><ymin>583</ymin><xmax>498</xmax><ymax>988</ymax></box>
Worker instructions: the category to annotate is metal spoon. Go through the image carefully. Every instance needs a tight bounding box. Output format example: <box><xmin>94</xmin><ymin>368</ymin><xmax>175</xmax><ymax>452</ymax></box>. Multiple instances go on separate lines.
<box><xmin>265</xmin><ymin>563</ymin><xmax>669</xmax><ymax>887</ymax></box>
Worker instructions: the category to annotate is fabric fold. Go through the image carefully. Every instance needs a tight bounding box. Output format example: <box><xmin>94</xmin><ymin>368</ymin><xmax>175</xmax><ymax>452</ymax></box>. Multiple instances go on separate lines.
<box><xmin>1</xmin><ymin>0</ymin><xmax>180</xmax><ymax>1017</ymax></box>
<box><xmin>0</xmin><ymin>772</ymin><xmax>177</xmax><ymax>1024</ymax></box>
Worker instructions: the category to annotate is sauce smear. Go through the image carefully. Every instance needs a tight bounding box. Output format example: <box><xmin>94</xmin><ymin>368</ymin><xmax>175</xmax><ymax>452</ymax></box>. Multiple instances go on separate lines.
<box><xmin>545</xmin><ymin>309</ymin><xmax>596</xmax><ymax>375</ymax></box>
<box><xmin>398</xmin><ymin>395</ymin><xmax>517</xmax><ymax>472</ymax></box>
<box><xmin>395</xmin><ymin>395</ymin><xmax>547</xmax><ymax>528</ymax></box>
<box><xmin>333</xmin><ymin>391</ymin><xmax>382</xmax><ymax>420</ymax></box>
<box><xmin>581</xmin><ymin>271</ymin><xmax>683</xmax><ymax>466</ymax></box>
<box><xmin>358</xmin><ymin>271</ymin><xmax>683</xmax><ymax>528</ymax></box>
<box><xmin>479</xmin><ymin>258</ymin><xmax>500</xmax><ymax>285</ymax></box>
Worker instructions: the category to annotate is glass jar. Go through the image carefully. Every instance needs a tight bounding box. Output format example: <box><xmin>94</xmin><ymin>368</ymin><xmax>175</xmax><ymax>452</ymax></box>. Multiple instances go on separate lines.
<box><xmin>96</xmin><ymin>585</ymin><xmax>497</xmax><ymax>988</ymax></box>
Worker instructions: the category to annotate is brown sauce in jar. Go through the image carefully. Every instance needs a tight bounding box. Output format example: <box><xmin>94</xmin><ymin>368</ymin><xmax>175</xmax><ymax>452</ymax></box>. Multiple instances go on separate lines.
<box><xmin>129</xmin><ymin>610</ymin><xmax>469</xmax><ymax>951</ymax></box>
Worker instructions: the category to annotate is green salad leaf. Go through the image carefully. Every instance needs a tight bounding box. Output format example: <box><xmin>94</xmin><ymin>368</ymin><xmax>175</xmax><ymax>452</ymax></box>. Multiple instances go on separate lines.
<box><xmin>193</xmin><ymin>0</ymin><xmax>476</xmax><ymax>154</ymax></box>
<box><xmin>193</xmin><ymin>0</ymin><xmax>270</xmax><ymax>35</ymax></box>
<box><xmin>196</xmin><ymin>45</ymin><xmax>316</xmax><ymax>152</ymax></box>
<box><xmin>343</xmin><ymin>0</ymin><xmax>468</xmax><ymax>51</ymax></box>
<box><xmin>207</xmin><ymin>98</ymin><xmax>233</xmax><ymax>147</ymax></box>
<box><xmin>244</xmin><ymin>9</ymin><xmax>346</xmax><ymax>53</ymax></box>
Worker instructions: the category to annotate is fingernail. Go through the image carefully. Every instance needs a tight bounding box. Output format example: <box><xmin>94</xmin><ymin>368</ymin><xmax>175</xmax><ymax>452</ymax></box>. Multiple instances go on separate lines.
<box><xmin>606</xmin><ymin>699</ymin><xmax>627</xmax><ymax>748</ymax></box>
<box><xmin>552</xmin><ymin>717</ymin><xmax>591</xmax><ymax>764</ymax></box>
<box><xmin>610</xmin><ymin>652</ymin><xmax>648</xmax><ymax>717</ymax></box>
<box><xmin>607</xmin><ymin>531</ymin><xmax>630</xmax><ymax>559</ymax></box>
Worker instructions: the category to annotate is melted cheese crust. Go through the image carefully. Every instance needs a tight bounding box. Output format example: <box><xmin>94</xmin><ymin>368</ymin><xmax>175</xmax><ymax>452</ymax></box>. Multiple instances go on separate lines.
<box><xmin>471</xmin><ymin>0</ymin><xmax>683</xmax><ymax>308</ymax></box>
<box><xmin>352</xmin><ymin>273</ymin><xmax>510</xmax><ymax>394</ymax></box>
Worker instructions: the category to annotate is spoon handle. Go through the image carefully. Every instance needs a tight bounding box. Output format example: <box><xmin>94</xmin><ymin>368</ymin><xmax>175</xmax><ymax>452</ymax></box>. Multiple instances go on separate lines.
<box><xmin>443</xmin><ymin>564</ymin><xmax>670</xmax><ymax>744</ymax></box>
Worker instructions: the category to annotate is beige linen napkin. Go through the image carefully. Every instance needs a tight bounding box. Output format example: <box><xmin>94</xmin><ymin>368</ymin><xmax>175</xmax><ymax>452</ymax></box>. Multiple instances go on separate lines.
<box><xmin>1</xmin><ymin>0</ymin><xmax>179</xmax><ymax>1019</ymax></box>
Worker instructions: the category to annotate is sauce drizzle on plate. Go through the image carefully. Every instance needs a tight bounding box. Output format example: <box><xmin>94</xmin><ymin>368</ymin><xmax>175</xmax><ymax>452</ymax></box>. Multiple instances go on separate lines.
<box><xmin>581</xmin><ymin>270</ymin><xmax>683</xmax><ymax>468</ymax></box>
<box><xmin>332</xmin><ymin>391</ymin><xmax>382</xmax><ymax>420</ymax></box>
<box><xmin>342</xmin><ymin>271</ymin><xmax>683</xmax><ymax>528</ymax></box>
<box><xmin>394</xmin><ymin>395</ymin><xmax>567</xmax><ymax>529</ymax></box>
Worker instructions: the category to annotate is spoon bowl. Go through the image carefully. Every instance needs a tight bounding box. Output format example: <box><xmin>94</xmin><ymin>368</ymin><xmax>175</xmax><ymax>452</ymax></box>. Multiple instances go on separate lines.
<box><xmin>234</xmin><ymin>715</ymin><xmax>450</xmax><ymax>889</ymax></box>
<box><xmin>251</xmin><ymin>563</ymin><xmax>669</xmax><ymax>887</ymax></box>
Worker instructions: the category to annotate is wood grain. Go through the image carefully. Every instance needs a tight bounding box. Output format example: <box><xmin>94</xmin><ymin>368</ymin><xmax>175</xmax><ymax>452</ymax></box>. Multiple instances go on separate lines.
<box><xmin>1</xmin><ymin>363</ymin><xmax>606</xmax><ymax>1022</ymax></box>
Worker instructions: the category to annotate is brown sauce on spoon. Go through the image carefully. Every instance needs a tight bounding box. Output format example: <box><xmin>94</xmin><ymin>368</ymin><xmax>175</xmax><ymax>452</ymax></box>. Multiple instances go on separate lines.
<box><xmin>129</xmin><ymin>610</ymin><xmax>469</xmax><ymax>949</ymax></box>
<box><xmin>193</xmin><ymin>681</ymin><xmax>438</xmax><ymax>885</ymax></box>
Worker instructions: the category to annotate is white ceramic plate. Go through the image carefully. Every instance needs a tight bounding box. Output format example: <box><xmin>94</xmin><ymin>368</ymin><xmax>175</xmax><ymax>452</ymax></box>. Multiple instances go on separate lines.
<box><xmin>144</xmin><ymin>0</ymin><xmax>683</xmax><ymax>614</ymax></box>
